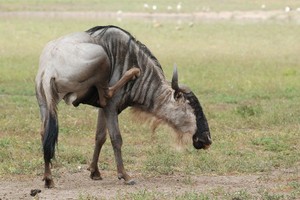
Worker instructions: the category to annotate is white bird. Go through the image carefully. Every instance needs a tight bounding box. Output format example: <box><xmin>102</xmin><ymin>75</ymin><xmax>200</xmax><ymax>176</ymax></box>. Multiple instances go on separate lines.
<box><xmin>177</xmin><ymin>2</ymin><xmax>182</xmax><ymax>11</ymax></box>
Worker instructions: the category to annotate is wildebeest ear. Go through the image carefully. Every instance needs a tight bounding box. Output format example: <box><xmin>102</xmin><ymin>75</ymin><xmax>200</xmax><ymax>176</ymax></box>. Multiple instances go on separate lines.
<box><xmin>174</xmin><ymin>90</ymin><xmax>184</xmax><ymax>100</ymax></box>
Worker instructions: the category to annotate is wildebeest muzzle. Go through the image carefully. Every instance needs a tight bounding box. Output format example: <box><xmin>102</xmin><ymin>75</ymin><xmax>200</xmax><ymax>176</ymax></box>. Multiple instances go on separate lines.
<box><xmin>193</xmin><ymin>131</ymin><xmax>212</xmax><ymax>150</ymax></box>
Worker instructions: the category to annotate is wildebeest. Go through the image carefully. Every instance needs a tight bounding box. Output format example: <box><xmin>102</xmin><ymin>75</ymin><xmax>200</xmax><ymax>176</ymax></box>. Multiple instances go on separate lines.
<box><xmin>35</xmin><ymin>25</ymin><xmax>211</xmax><ymax>188</ymax></box>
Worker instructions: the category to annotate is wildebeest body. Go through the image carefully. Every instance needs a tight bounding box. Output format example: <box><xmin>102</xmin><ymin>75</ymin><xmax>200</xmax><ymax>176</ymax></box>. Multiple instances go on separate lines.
<box><xmin>35</xmin><ymin>25</ymin><xmax>211</xmax><ymax>188</ymax></box>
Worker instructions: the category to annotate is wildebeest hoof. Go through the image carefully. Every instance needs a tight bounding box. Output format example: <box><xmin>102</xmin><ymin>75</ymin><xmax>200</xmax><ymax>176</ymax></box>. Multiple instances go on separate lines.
<box><xmin>44</xmin><ymin>178</ymin><xmax>54</xmax><ymax>188</ymax></box>
<box><xmin>87</xmin><ymin>166</ymin><xmax>102</xmax><ymax>180</ymax></box>
<box><xmin>125</xmin><ymin>179</ymin><xmax>136</xmax><ymax>185</ymax></box>
<box><xmin>90</xmin><ymin>173</ymin><xmax>103</xmax><ymax>180</ymax></box>
<box><xmin>117</xmin><ymin>173</ymin><xmax>135</xmax><ymax>185</ymax></box>
<box><xmin>43</xmin><ymin>174</ymin><xmax>54</xmax><ymax>188</ymax></box>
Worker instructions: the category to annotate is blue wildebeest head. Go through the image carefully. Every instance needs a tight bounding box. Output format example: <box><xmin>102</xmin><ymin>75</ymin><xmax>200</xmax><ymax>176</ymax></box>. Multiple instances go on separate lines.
<box><xmin>171</xmin><ymin>67</ymin><xmax>212</xmax><ymax>149</ymax></box>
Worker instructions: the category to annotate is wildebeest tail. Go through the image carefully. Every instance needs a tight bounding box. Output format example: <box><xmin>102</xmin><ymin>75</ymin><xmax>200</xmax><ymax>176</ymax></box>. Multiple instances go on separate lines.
<box><xmin>37</xmin><ymin>77</ymin><xmax>59</xmax><ymax>163</ymax></box>
<box><xmin>43</xmin><ymin>110</ymin><xmax>58</xmax><ymax>162</ymax></box>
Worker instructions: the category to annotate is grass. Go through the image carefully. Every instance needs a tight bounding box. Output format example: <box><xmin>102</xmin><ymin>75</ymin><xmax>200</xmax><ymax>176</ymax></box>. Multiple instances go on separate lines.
<box><xmin>0</xmin><ymin>5</ymin><xmax>300</xmax><ymax>199</ymax></box>
<box><xmin>0</xmin><ymin>12</ymin><xmax>300</xmax><ymax>174</ymax></box>
<box><xmin>111</xmin><ymin>188</ymin><xmax>299</xmax><ymax>200</ymax></box>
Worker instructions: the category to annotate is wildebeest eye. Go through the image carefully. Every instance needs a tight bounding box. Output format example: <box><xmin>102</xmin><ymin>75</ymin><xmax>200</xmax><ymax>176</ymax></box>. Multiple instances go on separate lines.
<box><xmin>174</xmin><ymin>91</ymin><xmax>184</xmax><ymax>100</ymax></box>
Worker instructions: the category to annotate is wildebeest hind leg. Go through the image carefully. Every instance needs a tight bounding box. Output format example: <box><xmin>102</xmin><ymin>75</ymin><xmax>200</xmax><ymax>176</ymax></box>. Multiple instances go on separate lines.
<box><xmin>105</xmin><ymin>67</ymin><xmax>140</xmax><ymax>98</ymax></box>
<box><xmin>88</xmin><ymin>109</ymin><xmax>107</xmax><ymax>180</ymax></box>
<box><xmin>96</xmin><ymin>67</ymin><xmax>140</xmax><ymax>107</ymax></box>
<box><xmin>43</xmin><ymin>161</ymin><xmax>54</xmax><ymax>188</ymax></box>
<box><xmin>97</xmin><ymin>87</ymin><xmax>108</xmax><ymax>107</ymax></box>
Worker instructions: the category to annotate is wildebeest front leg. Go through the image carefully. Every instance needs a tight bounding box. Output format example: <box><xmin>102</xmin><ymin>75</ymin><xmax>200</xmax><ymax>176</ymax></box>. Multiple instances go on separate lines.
<box><xmin>104</xmin><ymin>109</ymin><xmax>135</xmax><ymax>185</ymax></box>
<box><xmin>88</xmin><ymin>109</ymin><xmax>107</xmax><ymax>180</ymax></box>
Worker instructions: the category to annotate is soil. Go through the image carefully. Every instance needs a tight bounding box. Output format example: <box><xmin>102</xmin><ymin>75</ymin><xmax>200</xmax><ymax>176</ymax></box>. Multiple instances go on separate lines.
<box><xmin>0</xmin><ymin>166</ymin><xmax>299</xmax><ymax>199</ymax></box>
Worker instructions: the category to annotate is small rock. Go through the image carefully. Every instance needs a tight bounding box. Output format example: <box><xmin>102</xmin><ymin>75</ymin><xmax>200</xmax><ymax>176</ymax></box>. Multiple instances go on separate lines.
<box><xmin>30</xmin><ymin>189</ymin><xmax>41</xmax><ymax>197</ymax></box>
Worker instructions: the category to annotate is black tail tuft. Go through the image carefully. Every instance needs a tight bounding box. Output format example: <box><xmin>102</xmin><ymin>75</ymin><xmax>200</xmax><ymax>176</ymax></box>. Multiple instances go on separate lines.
<box><xmin>43</xmin><ymin>111</ymin><xmax>58</xmax><ymax>162</ymax></box>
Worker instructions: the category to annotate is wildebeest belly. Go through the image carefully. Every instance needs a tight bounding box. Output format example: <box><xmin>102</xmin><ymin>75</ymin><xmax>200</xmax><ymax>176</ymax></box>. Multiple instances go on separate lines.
<box><xmin>63</xmin><ymin>87</ymin><xmax>100</xmax><ymax>107</ymax></box>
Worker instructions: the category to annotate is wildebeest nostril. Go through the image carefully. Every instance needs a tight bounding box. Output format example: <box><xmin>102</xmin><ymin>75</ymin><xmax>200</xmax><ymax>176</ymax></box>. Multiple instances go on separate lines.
<box><xmin>194</xmin><ymin>137</ymin><xmax>211</xmax><ymax>144</ymax></box>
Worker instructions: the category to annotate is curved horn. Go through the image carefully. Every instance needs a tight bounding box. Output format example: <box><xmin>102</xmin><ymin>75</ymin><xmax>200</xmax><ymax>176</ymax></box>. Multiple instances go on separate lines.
<box><xmin>172</xmin><ymin>64</ymin><xmax>179</xmax><ymax>91</ymax></box>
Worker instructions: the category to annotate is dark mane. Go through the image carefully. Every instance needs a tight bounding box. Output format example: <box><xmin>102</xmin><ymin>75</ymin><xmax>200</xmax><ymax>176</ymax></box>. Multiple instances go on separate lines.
<box><xmin>86</xmin><ymin>25</ymin><xmax>162</xmax><ymax>70</ymax></box>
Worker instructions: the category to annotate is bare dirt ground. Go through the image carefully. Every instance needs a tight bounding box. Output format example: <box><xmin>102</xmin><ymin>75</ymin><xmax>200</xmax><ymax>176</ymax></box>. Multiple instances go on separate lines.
<box><xmin>0</xmin><ymin>166</ymin><xmax>299</xmax><ymax>199</ymax></box>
